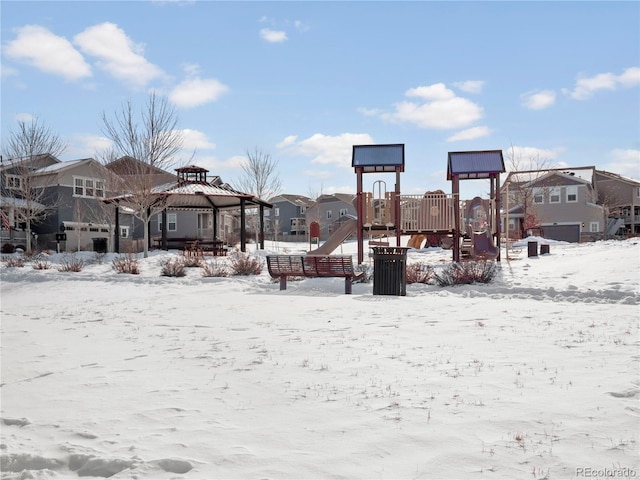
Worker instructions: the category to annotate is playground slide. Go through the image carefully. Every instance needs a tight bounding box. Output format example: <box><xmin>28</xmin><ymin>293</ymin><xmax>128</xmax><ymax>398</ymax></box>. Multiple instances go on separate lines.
<box><xmin>472</xmin><ymin>230</ymin><xmax>498</xmax><ymax>259</ymax></box>
<box><xmin>308</xmin><ymin>217</ymin><xmax>357</xmax><ymax>255</ymax></box>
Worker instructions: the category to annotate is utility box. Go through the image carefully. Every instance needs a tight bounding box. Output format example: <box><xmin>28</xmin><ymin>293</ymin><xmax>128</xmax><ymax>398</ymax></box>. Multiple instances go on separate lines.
<box><xmin>528</xmin><ymin>240</ymin><xmax>538</xmax><ymax>257</ymax></box>
<box><xmin>372</xmin><ymin>246</ymin><xmax>409</xmax><ymax>296</ymax></box>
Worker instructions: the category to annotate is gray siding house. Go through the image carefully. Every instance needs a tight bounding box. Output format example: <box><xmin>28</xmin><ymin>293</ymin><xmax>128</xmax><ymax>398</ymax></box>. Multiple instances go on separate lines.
<box><xmin>1</xmin><ymin>156</ymin><xmax>120</xmax><ymax>252</ymax></box>
<box><xmin>502</xmin><ymin>167</ymin><xmax>605</xmax><ymax>242</ymax></box>
<box><xmin>266</xmin><ymin>194</ymin><xmax>314</xmax><ymax>241</ymax></box>
<box><xmin>304</xmin><ymin>193</ymin><xmax>357</xmax><ymax>241</ymax></box>
<box><xmin>594</xmin><ymin>170</ymin><xmax>640</xmax><ymax>235</ymax></box>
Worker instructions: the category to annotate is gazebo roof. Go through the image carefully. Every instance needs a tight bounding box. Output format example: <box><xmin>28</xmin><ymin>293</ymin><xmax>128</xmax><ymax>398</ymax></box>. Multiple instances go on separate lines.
<box><xmin>105</xmin><ymin>166</ymin><xmax>272</xmax><ymax>210</ymax></box>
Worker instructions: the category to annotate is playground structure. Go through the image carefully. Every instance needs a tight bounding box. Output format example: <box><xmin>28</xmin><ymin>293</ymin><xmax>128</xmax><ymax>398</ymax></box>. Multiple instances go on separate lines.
<box><xmin>351</xmin><ymin>145</ymin><xmax>505</xmax><ymax>264</ymax></box>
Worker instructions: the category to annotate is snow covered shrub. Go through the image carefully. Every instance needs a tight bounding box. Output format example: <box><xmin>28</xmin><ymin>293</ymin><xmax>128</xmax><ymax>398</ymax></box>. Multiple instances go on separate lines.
<box><xmin>433</xmin><ymin>260</ymin><xmax>497</xmax><ymax>286</ymax></box>
<box><xmin>228</xmin><ymin>252</ymin><xmax>263</xmax><ymax>276</ymax></box>
<box><xmin>111</xmin><ymin>254</ymin><xmax>140</xmax><ymax>275</ymax></box>
<box><xmin>354</xmin><ymin>263</ymin><xmax>372</xmax><ymax>283</ymax></box>
<box><xmin>2</xmin><ymin>256</ymin><xmax>25</xmax><ymax>268</ymax></box>
<box><xmin>405</xmin><ymin>262</ymin><xmax>433</xmax><ymax>284</ymax></box>
<box><xmin>161</xmin><ymin>258</ymin><xmax>187</xmax><ymax>277</ymax></box>
<box><xmin>181</xmin><ymin>255</ymin><xmax>203</xmax><ymax>268</ymax></box>
<box><xmin>31</xmin><ymin>253</ymin><xmax>52</xmax><ymax>270</ymax></box>
<box><xmin>201</xmin><ymin>259</ymin><xmax>229</xmax><ymax>277</ymax></box>
<box><xmin>57</xmin><ymin>255</ymin><xmax>85</xmax><ymax>272</ymax></box>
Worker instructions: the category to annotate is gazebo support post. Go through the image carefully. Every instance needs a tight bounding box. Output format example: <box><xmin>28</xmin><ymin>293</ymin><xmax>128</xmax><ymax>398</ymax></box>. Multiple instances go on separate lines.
<box><xmin>161</xmin><ymin>209</ymin><xmax>167</xmax><ymax>250</ymax></box>
<box><xmin>240</xmin><ymin>198</ymin><xmax>246</xmax><ymax>252</ymax></box>
<box><xmin>114</xmin><ymin>204</ymin><xmax>120</xmax><ymax>254</ymax></box>
<box><xmin>259</xmin><ymin>204</ymin><xmax>265</xmax><ymax>250</ymax></box>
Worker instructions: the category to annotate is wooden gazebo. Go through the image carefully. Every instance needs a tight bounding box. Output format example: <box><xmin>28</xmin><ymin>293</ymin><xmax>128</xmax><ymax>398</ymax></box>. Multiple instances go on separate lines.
<box><xmin>106</xmin><ymin>165</ymin><xmax>272</xmax><ymax>253</ymax></box>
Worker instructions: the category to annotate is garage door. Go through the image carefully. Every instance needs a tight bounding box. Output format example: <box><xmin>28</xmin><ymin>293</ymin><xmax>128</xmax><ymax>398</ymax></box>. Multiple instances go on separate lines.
<box><xmin>543</xmin><ymin>224</ymin><xmax>580</xmax><ymax>243</ymax></box>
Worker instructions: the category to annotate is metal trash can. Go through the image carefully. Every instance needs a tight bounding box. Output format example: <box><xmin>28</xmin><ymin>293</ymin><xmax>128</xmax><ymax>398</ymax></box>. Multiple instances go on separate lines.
<box><xmin>372</xmin><ymin>246</ymin><xmax>409</xmax><ymax>296</ymax></box>
<box><xmin>540</xmin><ymin>244</ymin><xmax>550</xmax><ymax>255</ymax></box>
<box><xmin>527</xmin><ymin>240</ymin><xmax>538</xmax><ymax>257</ymax></box>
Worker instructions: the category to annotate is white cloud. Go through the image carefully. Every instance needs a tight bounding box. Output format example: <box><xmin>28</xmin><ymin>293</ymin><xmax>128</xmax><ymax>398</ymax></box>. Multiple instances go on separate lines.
<box><xmin>74</xmin><ymin>22</ymin><xmax>165</xmax><ymax>88</ymax></box>
<box><xmin>565</xmin><ymin>66</ymin><xmax>640</xmax><ymax>100</ymax></box>
<box><xmin>618</xmin><ymin>66</ymin><xmax>640</xmax><ymax>87</ymax></box>
<box><xmin>504</xmin><ymin>145</ymin><xmax>565</xmax><ymax>170</ymax></box>
<box><xmin>260</xmin><ymin>28</ymin><xmax>287</xmax><ymax>43</ymax></box>
<box><xmin>278</xmin><ymin>132</ymin><xmax>374</xmax><ymax>167</ymax></box>
<box><xmin>15</xmin><ymin>113</ymin><xmax>34</xmax><ymax>123</ymax></box>
<box><xmin>406</xmin><ymin>83</ymin><xmax>456</xmax><ymax>101</ymax></box>
<box><xmin>453</xmin><ymin>80</ymin><xmax>485</xmax><ymax>94</ymax></box>
<box><xmin>521</xmin><ymin>90</ymin><xmax>556</xmax><ymax>110</ymax></box>
<box><xmin>373</xmin><ymin>83</ymin><xmax>483</xmax><ymax>130</ymax></box>
<box><xmin>68</xmin><ymin>134</ymin><xmax>112</xmax><ymax>158</ymax></box>
<box><xmin>446</xmin><ymin>126</ymin><xmax>492</xmax><ymax>142</ymax></box>
<box><xmin>180</xmin><ymin>129</ymin><xmax>216</xmax><ymax>150</ymax></box>
<box><xmin>601</xmin><ymin>149</ymin><xmax>640</xmax><ymax>180</ymax></box>
<box><xmin>169</xmin><ymin>77</ymin><xmax>229</xmax><ymax>108</ymax></box>
<box><xmin>303</xmin><ymin>169</ymin><xmax>333</xmax><ymax>181</ymax></box>
<box><xmin>4</xmin><ymin>25</ymin><xmax>92</xmax><ymax>81</ymax></box>
<box><xmin>276</xmin><ymin>135</ymin><xmax>298</xmax><ymax>149</ymax></box>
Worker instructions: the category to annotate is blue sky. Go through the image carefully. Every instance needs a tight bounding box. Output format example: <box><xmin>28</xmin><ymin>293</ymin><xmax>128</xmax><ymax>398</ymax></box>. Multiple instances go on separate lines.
<box><xmin>2</xmin><ymin>1</ymin><xmax>639</xmax><ymax>200</ymax></box>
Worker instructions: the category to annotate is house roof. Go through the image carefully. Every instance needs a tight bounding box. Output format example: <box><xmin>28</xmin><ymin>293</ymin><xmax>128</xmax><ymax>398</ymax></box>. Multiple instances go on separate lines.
<box><xmin>447</xmin><ymin>150</ymin><xmax>506</xmax><ymax>180</ymax></box>
<box><xmin>269</xmin><ymin>194</ymin><xmax>314</xmax><ymax>207</ymax></box>
<box><xmin>595</xmin><ymin>169</ymin><xmax>640</xmax><ymax>186</ymax></box>
<box><xmin>505</xmin><ymin>167</ymin><xmax>595</xmax><ymax>187</ymax></box>
<box><xmin>34</xmin><ymin>157</ymin><xmax>104</xmax><ymax>175</ymax></box>
<box><xmin>0</xmin><ymin>154</ymin><xmax>61</xmax><ymax>172</ymax></box>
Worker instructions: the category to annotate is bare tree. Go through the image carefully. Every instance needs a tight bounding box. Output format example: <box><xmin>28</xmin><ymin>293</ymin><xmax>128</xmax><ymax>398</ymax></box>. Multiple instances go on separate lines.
<box><xmin>504</xmin><ymin>143</ymin><xmax>554</xmax><ymax>238</ymax></box>
<box><xmin>234</xmin><ymin>147</ymin><xmax>282</xmax><ymax>248</ymax></box>
<box><xmin>235</xmin><ymin>147</ymin><xmax>282</xmax><ymax>200</ymax></box>
<box><xmin>1</xmin><ymin>117</ymin><xmax>67</xmax><ymax>254</ymax></box>
<box><xmin>99</xmin><ymin>93</ymin><xmax>184</xmax><ymax>257</ymax></box>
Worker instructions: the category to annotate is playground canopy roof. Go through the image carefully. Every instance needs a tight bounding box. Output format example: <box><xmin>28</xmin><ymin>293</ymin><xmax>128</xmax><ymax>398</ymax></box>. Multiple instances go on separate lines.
<box><xmin>447</xmin><ymin>150</ymin><xmax>505</xmax><ymax>180</ymax></box>
<box><xmin>352</xmin><ymin>144</ymin><xmax>405</xmax><ymax>173</ymax></box>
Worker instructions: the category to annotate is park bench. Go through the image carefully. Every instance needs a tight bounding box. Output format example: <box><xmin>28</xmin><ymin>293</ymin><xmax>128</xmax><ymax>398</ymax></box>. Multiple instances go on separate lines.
<box><xmin>266</xmin><ymin>255</ymin><xmax>364</xmax><ymax>294</ymax></box>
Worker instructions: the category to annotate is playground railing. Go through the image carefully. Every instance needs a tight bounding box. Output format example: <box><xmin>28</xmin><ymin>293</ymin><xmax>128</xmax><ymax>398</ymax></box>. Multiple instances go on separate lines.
<box><xmin>399</xmin><ymin>193</ymin><xmax>458</xmax><ymax>232</ymax></box>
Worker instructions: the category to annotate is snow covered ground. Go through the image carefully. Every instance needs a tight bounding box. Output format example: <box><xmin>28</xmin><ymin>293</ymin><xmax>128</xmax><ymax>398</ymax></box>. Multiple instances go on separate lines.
<box><xmin>1</xmin><ymin>237</ymin><xmax>639</xmax><ymax>479</ymax></box>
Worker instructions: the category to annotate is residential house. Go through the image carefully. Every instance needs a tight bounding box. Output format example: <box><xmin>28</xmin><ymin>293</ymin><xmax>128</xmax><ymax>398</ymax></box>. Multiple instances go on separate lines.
<box><xmin>1</xmin><ymin>155</ymin><xmax>122</xmax><ymax>252</ymax></box>
<box><xmin>594</xmin><ymin>170</ymin><xmax>640</xmax><ymax>235</ymax></box>
<box><xmin>266</xmin><ymin>194</ymin><xmax>314</xmax><ymax>241</ymax></box>
<box><xmin>304</xmin><ymin>193</ymin><xmax>357</xmax><ymax>241</ymax></box>
<box><xmin>501</xmin><ymin>167</ymin><xmax>604</xmax><ymax>242</ymax></box>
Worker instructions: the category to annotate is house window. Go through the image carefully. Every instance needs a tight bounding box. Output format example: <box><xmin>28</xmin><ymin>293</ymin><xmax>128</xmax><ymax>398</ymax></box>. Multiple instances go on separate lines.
<box><xmin>549</xmin><ymin>187</ymin><xmax>561</xmax><ymax>204</ymax></box>
<box><xmin>300</xmin><ymin>206</ymin><xmax>306</xmax><ymax>214</ymax></box>
<box><xmin>75</xmin><ymin>178</ymin><xmax>84</xmax><ymax>196</ymax></box>
<box><xmin>636</xmin><ymin>187</ymin><xmax>640</xmax><ymax>198</ymax></box>
<box><xmin>167</xmin><ymin>213</ymin><xmax>177</xmax><ymax>231</ymax></box>
<box><xmin>158</xmin><ymin>213</ymin><xmax>178</xmax><ymax>232</ymax></box>
<box><xmin>95</xmin><ymin>180</ymin><xmax>105</xmax><ymax>198</ymax></box>
<box><xmin>274</xmin><ymin>208</ymin><xmax>280</xmax><ymax>217</ymax></box>
<box><xmin>120</xmin><ymin>226</ymin><xmax>129</xmax><ymax>238</ymax></box>
<box><xmin>265</xmin><ymin>210</ymin><xmax>270</xmax><ymax>217</ymax></box>
<box><xmin>339</xmin><ymin>208</ymin><xmax>348</xmax><ymax>217</ymax></box>
<box><xmin>589</xmin><ymin>222</ymin><xmax>599</xmax><ymax>233</ymax></box>
<box><xmin>533</xmin><ymin>188</ymin><xmax>544</xmax><ymax>204</ymax></box>
<box><xmin>73</xmin><ymin>176</ymin><xmax>106</xmax><ymax>198</ymax></box>
<box><xmin>326</xmin><ymin>210</ymin><xmax>333</xmax><ymax>220</ymax></box>
<box><xmin>6</xmin><ymin>175</ymin><xmax>21</xmax><ymax>189</ymax></box>
<box><xmin>566</xmin><ymin>186</ymin><xmax>578</xmax><ymax>203</ymax></box>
